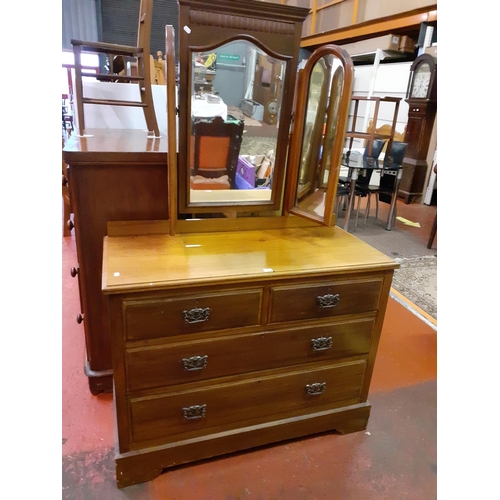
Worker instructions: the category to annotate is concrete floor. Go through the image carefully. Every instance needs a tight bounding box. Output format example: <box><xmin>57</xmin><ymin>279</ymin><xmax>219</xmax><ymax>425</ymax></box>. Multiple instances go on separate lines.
<box><xmin>62</xmin><ymin>213</ymin><xmax>437</xmax><ymax>499</ymax></box>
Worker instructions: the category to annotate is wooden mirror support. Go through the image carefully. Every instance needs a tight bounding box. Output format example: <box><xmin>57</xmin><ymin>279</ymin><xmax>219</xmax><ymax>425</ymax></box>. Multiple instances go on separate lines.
<box><xmin>285</xmin><ymin>45</ymin><xmax>354</xmax><ymax>227</ymax></box>
<box><xmin>176</xmin><ymin>0</ymin><xmax>309</xmax><ymax>215</ymax></box>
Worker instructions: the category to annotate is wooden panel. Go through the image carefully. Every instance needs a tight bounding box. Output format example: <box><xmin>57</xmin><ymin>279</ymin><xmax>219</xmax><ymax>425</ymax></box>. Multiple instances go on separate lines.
<box><xmin>123</xmin><ymin>289</ymin><xmax>262</xmax><ymax>341</ymax></box>
<box><xmin>65</xmin><ymin>131</ymin><xmax>168</xmax><ymax>392</ymax></box>
<box><xmin>269</xmin><ymin>278</ymin><xmax>383</xmax><ymax>323</ymax></box>
<box><xmin>125</xmin><ymin>318</ymin><xmax>375</xmax><ymax>391</ymax></box>
<box><xmin>129</xmin><ymin>360</ymin><xmax>366</xmax><ymax>444</ymax></box>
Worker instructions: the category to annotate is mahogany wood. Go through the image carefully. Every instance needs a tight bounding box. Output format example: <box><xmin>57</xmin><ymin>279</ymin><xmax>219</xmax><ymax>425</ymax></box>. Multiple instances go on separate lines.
<box><xmin>62</xmin><ymin>129</ymin><xmax>169</xmax><ymax>394</ymax></box>
<box><xmin>103</xmin><ymin>225</ymin><xmax>397</xmax><ymax>487</ymax></box>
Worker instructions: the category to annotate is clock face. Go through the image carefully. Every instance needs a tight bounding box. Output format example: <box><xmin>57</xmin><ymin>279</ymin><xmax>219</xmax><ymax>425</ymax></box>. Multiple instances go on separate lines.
<box><xmin>267</xmin><ymin>100</ymin><xmax>278</xmax><ymax>115</ymax></box>
<box><xmin>410</xmin><ymin>63</ymin><xmax>432</xmax><ymax>99</ymax></box>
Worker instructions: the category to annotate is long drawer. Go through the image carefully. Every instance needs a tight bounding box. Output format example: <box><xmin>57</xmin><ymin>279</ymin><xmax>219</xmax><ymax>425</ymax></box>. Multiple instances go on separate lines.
<box><xmin>123</xmin><ymin>289</ymin><xmax>262</xmax><ymax>341</ymax></box>
<box><xmin>128</xmin><ymin>360</ymin><xmax>366</xmax><ymax>445</ymax></box>
<box><xmin>269</xmin><ymin>278</ymin><xmax>383</xmax><ymax>324</ymax></box>
<box><xmin>125</xmin><ymin>318</ymin><xmax>375</xmax><ymax>391</ymax></box>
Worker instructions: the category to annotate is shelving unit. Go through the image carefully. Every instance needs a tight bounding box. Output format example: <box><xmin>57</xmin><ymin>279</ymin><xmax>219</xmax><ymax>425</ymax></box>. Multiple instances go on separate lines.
<box><xmin>344</xmin><ymin>95</ymin><xmax>401</xmax><ymax>157</ymax></box>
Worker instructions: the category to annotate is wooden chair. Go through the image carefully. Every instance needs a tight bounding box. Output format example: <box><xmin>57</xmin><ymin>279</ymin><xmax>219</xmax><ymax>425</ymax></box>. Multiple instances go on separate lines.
<box><xmin>71</xmin><ymin>0</ymin><xmax>159</xmax><ymax>137</ymax></box>
<box><xmin>151</xmin><ymin>52</ymin><xmax>166</xmax><ymax>85</ymax></box>
<box><xmin>190</xmin><ymin>117</ymin><xmax>244</xmax><ymax>190</ymax></box>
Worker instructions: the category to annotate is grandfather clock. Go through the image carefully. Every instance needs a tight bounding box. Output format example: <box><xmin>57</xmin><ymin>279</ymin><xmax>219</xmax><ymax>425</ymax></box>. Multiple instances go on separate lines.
<box><xmin>400</xmin><ymin>53</ymin><xmax>437</xmax><ymax>203</ymax></box>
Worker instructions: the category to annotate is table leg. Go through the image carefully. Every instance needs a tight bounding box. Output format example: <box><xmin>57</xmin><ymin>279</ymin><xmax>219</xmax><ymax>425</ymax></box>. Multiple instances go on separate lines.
<box><xmin>343</xmin><ymin>169</ymin><xmax>358</xmax><ymax>231</ymax></box>
<box><xmin>386</xmin><ymin>169</ymin><xmax>402</xmax><ymax>231</ymax></box>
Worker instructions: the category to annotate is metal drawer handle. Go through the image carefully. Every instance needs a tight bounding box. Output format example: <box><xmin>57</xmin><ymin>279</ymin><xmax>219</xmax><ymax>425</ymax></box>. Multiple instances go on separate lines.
<box><xmin>311</xmin><ymin>337</ymin><xmax>333</xmax><ymax>351</ymax></box>
<box><xmin>183</xmin><ymin>307</ymin><xmax>211</xmax><ymax>324</ymax></box>
<box><xmin>182</xmin><ymin>355</ymin><xmax>208</xmax><ymax>371</ymax></box>
<box><xmin>182</xmin><ymin>404</ymin><xmax>206</xmax><ymax>420</ymax></box>
<box><xmin>317</xmin><ymin>293</ymin><xmax>339</xmax><ymax>309</ymax></box>
<box><xmin>306</xmin><ymin>382</ymin><xmax>326</xmax><ymax>396</ymax></box>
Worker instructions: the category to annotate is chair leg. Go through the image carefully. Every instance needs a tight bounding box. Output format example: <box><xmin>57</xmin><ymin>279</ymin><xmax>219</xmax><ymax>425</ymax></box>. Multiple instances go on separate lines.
<box><xmin>355</xmin><ymin>195</ymin><xmax>362</xmax><ymax>229</ymax></box>
<box><xmin>140</xmin><ymin>54</ymin><xmax>160</xmax><ymax>137</ymax></box>
<box><xmin>363</xmin><ymin>194</ymin><xmax>371</xmax><ymax>228</ymax></box>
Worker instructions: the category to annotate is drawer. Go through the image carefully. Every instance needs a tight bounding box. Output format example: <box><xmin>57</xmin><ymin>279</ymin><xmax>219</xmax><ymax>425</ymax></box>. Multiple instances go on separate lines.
<box><xmin>125</xmin><ymin>318</ymin><xmax>375</xmax><ymax>391</ymax></box>
<box><xmin>123</xmin><ymin>289</ymin><xmax>262</xmax><ymax>341</ymax></box>
<box><xmin>128</xmin><ymin>360</ymin><xmax>366</xmax><ymax>445</ymax></box>
<box><xmin>269</xmin><ymin>278</ymin><xmax>383</xmax><ymax>324</ymax></box>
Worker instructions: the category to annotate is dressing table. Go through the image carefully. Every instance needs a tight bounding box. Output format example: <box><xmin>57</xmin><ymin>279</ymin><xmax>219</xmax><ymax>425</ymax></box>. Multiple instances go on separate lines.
<box><xmin>96</xmin><ymin>0</ymin><xmax>398</xmax><ymax>487</ymax></box>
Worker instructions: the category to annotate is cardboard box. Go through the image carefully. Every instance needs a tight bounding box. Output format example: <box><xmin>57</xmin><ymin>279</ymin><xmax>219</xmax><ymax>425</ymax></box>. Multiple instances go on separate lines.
<box><xmin>399</xmin><ymin>36</ymin><xmax>416</xmax><ymax>53</ymax></box>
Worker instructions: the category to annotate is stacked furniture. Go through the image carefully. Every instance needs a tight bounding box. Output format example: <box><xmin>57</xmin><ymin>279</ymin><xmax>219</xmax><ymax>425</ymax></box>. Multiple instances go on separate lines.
<box><xmin>64</xmin><ymin>0</ymin><xmax>398</xmax><ymax>488</ymax></box>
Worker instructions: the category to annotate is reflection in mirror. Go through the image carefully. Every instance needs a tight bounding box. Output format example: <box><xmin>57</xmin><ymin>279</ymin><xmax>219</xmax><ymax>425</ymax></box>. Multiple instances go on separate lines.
<box><xmin>292</xmin><ymin>51</ymin><xmax>349</xmax><ymax>224</ymax></box>
<box><xmin>188</xmin><ymin>40</ymin><xmax>286</xmax><ymax>206</ymax></box>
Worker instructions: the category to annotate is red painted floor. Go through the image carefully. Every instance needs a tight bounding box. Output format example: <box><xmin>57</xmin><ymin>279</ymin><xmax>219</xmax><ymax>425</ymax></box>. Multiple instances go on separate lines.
<box><xmin>62</xmin><ymin>221</ymin><xmax>437</xmax><ymax>499</ymax></box>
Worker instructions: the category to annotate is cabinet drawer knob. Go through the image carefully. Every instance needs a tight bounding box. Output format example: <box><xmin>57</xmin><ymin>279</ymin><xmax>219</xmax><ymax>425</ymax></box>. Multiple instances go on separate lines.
<box><xmin>183</xmin><ymin>307</ymin><xmax>211</xmax><ymax>324</ymax></box>
<box><xmin>182</xmin><ymin>404</ymin><xmax>206</xmax><ymax>420</ymax></box>
<box><xmin>305</xmin><ymin>382</ymin><xmax>326</xmax><ymax>396</ymax></box>
<box><xmin>76</xmin><ymin>314</ymin><xmax>84</xmax><ymax>324</ymax></box>
<box><xmin>311</xmin><ymin>337</ymin><xmax>333</xmax><ymax>351</ymax></box>
<box><xmin>317</xmin><ymin>293</ymin><xmax>339</xmax><ymax>309</ymax></box>
<box><xmin>182</xmin><ymin>355</ymin><xmax>208</xmax><ymax>371</ymax></box>
<box><xmin>67</xmin><ymin>219</ymin><xmax>74</xmax><ymax>231</ymax></box>
<box><xmin>70</xmin><ymin>267</ymin><xmax>79</xmax><ymax>278</ymax></box>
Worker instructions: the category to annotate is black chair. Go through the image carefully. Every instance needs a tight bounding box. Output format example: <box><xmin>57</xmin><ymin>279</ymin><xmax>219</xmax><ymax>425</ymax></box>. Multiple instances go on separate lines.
<box><xmin>351</xmin><ymin>139</ymin><xmax>386</xmax><ymax>228</ymax></box>
<box><xmin>362</xmin><ymin>141</ymin><xmax>408</xmax><ymax>228</ymax></box>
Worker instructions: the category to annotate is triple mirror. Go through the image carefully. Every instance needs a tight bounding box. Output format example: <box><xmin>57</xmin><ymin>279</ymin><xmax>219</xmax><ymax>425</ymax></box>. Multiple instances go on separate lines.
<box><xmin>174</xmin><ymin>0</ymin><xmax>353</xmax><ymax>227</ymax></box>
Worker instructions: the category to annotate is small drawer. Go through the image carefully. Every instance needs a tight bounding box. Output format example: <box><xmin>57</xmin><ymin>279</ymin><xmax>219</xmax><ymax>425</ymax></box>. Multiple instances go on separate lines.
<box><xmin>128</xmin><ymin>360</ymin><xmax>366</xmax><ymax>445</ymax></box>
<box><xmin>125</xmin><ymin>318</ymin><xmax>374</xmax><ymax>391</ymax></box>
<box><xmin>123</xmin><ymin>289</ymin><xmax>262</xmax><ymax>341</ymax></box>
<box><xmin>269</xmin><ymin>278</ymin><xmax>382</xmax><ymax>324</ymax></box>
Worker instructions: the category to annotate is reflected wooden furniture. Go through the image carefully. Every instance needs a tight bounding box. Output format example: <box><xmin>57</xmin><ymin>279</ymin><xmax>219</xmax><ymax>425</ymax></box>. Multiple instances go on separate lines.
<box><xmin>103</xmin><ymin>223</ymin><xmax>397</xmax><ymax>488</ymax></box>
<box><xmin>190</xmin><ymin>117</ymin><xmax>244</xmax><ymax>190</ymax></box>
<box><xmin>62</xmin><ymin>129</ymin><xmax>168</xmax><ymax>394</ymax></box>
<box><xmin>151</xmin><ymin>52</ymin><xmax>166</xmax><ymax>85</ymax></box>
<box><xmin>71</xmin><ymin>0</ymin><xmax>159</xmax><ymax>137</ymax></box>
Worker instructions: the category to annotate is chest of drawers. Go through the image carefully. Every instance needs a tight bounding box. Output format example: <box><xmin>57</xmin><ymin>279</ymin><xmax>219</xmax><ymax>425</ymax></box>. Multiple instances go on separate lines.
<box><xmin>102</xmin><ymin>225</ymin><xmax>397</xmax><ymax>487</ymax></box>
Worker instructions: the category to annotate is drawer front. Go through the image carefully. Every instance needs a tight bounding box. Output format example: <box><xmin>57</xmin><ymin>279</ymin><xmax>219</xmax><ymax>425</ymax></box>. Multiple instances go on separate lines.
<box><xmin>129</xmin><ymin>360</ymin><xmax>366</xmax><ymax>445</ymax></box>
<box><xmin>124</xmin><ymin>289</ymin><xmax>262</xmax><ymax>341</ymax></box>
<box><xmin>125</xmin><ymin>318</ymin><xmax>374</xmax><ymax>391</ymax></box>
<box><xmin>270</xmin><ymin>278</ymin><xmax>382</xmax><ymax>324</ymax></box>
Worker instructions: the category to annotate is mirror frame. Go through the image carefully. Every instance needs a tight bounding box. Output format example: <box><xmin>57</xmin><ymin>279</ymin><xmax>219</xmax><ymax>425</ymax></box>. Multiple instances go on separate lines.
<box><xmin>284</xmin><ymin>45</ymin><xmax>354</xmax><ymax>227</ymax></box>
<box><xmin>176</xmin><ymin>0</ymin><xmax>308</xmax><ymax>216</ymax></box>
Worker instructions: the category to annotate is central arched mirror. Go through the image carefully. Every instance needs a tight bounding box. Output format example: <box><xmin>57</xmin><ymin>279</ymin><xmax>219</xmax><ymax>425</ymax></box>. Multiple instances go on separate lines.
<box><xmin>176</xmin><ymin>0</ymin><xmax>307</xmax><ymax>216</ymax></box>
<box><xmin>285</xmin><ymin>45</ymin><xmax>353</xmax><ymax>227</ymax></box>
<box><xmin>187</xmin><ymin>40</ymin><xmax>286</xmax><ymax>206</ymax></box>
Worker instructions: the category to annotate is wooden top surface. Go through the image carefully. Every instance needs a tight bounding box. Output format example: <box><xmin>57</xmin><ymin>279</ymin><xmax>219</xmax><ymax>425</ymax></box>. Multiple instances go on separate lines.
<box><xmin>62</xmin><ymin>129</ymin><xmax>168</xmax><ymax>164</ymax></box>
<box><xmin>102</xmin><ymin>225</ymin><xmax>397</xmax><ymax>293</ymax></box>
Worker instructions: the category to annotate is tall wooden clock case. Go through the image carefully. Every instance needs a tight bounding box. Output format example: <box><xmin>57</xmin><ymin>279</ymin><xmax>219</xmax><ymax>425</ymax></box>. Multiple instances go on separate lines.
<box><xmin>401</xmin><ymin>53</ymin><xmax>437</xmax><ymax>203</ymax></box>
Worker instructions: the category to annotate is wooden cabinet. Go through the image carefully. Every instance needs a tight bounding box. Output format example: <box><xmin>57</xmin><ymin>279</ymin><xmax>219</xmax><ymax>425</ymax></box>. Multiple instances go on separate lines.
<box><xmin>63</xmin><ymin>129</ymin><xmax>168</xmax><ymax>394</ymax></box>
<box><xmin>102</xmin><ymin>225</ymin><xmax>397</xmax><ymax>487</ymax></box>
<box><xmin>63</xmin><ymin>0</ymin><xmax>398</xmax><ymax>487</ymax></box>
